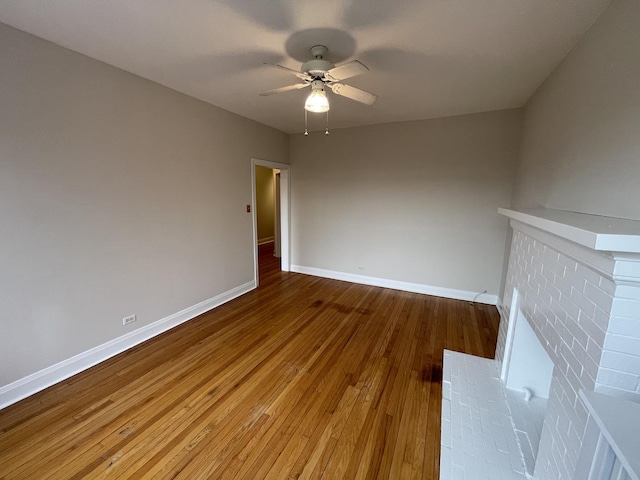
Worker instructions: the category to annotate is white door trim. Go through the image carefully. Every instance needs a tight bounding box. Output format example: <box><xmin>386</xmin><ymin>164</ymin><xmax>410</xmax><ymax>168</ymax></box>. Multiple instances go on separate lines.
<box><xmin>251</xmin><ymin>158</ymin><xmax>291</xmax><ymax>286</ymax></box>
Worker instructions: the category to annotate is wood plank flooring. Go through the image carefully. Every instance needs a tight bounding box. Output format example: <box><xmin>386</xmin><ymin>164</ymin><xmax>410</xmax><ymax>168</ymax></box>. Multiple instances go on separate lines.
<box><xmin>0</xmin><ymin>252</ymin><xmax>499</xmax><ymax>479</ymax></box>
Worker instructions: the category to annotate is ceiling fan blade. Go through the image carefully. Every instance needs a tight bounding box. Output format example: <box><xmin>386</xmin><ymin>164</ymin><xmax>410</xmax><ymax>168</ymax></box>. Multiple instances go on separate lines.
<box><xmin>260</xmin><ymin>83</ymin><xmax>309</xmax><ymax>96</ymax></box>
<box><xmin>329</xmin><ymin>83</ymin><xmax>378</xmax><ymax>105</ymax></box>
<box><xmin>325</xmin><ymin>60</ymin><xmax>369</xmax><ymax>82</ymax></box>
<box><xmin>265</xmin><ymin>63</ymin><xmax>310</xmax><ymax>80</ymax></box>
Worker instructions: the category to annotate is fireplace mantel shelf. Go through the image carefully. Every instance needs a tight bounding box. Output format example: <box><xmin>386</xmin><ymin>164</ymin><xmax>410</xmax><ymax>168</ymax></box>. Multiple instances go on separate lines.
<box><xmin>498</xmin><ymin>208</ymin><xmax>640</xmax><ymax>254</ymax></box>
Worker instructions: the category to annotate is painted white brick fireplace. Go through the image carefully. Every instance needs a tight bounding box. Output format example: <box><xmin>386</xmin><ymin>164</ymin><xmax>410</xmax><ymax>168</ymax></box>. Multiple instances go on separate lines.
<box><xmin>440</xmin><ymin>208</ymin><xmax>640</xmax><ymax>480</ymax></box>
<box><xmin>497</xmin><ymin>208</ymin><xmax>640</xmax><ymax>479</ymax></box>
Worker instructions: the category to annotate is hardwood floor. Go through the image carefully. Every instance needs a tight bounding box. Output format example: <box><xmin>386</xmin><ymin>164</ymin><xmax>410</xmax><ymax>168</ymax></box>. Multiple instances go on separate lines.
<box><xmin>0</xmin><ymin>253</ymin><xmax>499</xmax><ymax>479</ymax></box>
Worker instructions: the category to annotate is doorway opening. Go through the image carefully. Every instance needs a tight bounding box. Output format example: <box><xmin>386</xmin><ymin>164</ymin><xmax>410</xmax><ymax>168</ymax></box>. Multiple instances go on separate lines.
<box><xmin>251</xmin><ymin>158</ymin><xmax>290</xmax><ymax>287</ymax></box>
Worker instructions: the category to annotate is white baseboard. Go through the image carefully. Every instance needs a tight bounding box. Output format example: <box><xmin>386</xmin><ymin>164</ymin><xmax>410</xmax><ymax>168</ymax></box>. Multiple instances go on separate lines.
<box><xmin>290</xmin><ymin>265</ymin><xmax>498</xmax><ymax>305</ymax></box>
<box><xmin>258</xmin><ymin>237</ymin><xmax>275</xmax><ymax>245</ymax></box>
<box><xmin>0</xmin><ymin>280</ymin><xmax>256</xmax><ymax>410</ymax></box>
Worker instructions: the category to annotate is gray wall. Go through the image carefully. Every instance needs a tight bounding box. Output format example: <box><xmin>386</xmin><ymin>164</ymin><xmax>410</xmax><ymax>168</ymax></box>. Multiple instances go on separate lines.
<box><xmin>512</xmin><ymin>0</ymin><xmax>640</xmax><ymax>221</ymax></box>
<box><xmin>5</xmin><ymin>0</ymin><xmax>638</xmax><ymax>395</ymax></box>
<box><xmin>290</xmin><ymin>109</ymin><xmax>523</xmax><ymax>297</ymax></box>
<box><xmin>0</xmin><ymin>23</ymin><xmax>288</xmax><ymax>386</ymax></box>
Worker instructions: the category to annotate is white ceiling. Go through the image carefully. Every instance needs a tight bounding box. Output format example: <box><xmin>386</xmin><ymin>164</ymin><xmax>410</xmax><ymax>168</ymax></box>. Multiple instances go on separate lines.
<box><xmin>0</xmin><ymin>0</ymin><xmax>610</xmax><ymax>134</ymax></box>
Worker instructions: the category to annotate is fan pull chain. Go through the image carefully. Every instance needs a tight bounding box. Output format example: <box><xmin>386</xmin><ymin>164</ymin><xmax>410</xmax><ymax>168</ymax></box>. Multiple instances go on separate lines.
<box><xmin>303</xmin><ymin>110</ymin><xmax>330</xmax><ymax>136</ymax></box>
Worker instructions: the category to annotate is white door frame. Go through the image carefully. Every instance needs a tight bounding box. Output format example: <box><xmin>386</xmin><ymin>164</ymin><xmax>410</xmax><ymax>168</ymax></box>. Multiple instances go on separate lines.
<box><xmin>251</xmin><ymin>158</ymin><xmax>291</xmax><ymax>286</ymax></box>
<box><xmin>274</xmin><ymin>172</ymin><xmax>281</xmax><ymax>258</ymax></box>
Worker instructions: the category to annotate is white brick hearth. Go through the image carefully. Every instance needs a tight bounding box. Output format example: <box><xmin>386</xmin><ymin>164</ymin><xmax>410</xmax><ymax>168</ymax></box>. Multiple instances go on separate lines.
<box><xmin>440</xmin><ymin>208</ymin><xmax>640</xmax><ymax>480</ymax></box>
<box><xmin>441</xmin><ymin>350</ymin><xmax>526</xmax><ymax>480</ymax></box>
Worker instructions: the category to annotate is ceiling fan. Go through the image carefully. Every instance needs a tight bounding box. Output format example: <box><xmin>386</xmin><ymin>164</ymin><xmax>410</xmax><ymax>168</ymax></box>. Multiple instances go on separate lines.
<box><xmin>260</xmin><ymin>45</ymin><xmax>378</xmax><ymax>113</ymax></box>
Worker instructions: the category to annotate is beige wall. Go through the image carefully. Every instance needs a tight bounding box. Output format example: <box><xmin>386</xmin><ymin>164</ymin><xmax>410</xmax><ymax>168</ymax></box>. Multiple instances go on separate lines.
<box><xmin>255</xmin><ymin>166</ymin><xmax>275</xmax><ymax>242</ymax></box>
<box><xmin>0</xmin><ymin>23</ymin><xmax>288</xmax><ymax>386</ymax></box>
<box><xmin>512</xmin><ymin>0</ymin><xmax>640</xmax><ymax>221</ymax></box>
<box><xmin>290</xmin><ymin>109</ymin><xmax>522</xmax><ymax>296</ymax></box>
<box><xmin>6</xmin><ymin>0</ymin><xmax>637</xmax><ymax>394</ymax></box>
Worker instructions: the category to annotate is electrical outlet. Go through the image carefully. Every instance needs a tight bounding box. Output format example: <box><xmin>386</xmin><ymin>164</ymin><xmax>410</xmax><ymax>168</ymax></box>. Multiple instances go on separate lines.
<box><xmin>122</xmin><ymin>314</ymin><xmax>136</xmax><ymax>326</ymax></box>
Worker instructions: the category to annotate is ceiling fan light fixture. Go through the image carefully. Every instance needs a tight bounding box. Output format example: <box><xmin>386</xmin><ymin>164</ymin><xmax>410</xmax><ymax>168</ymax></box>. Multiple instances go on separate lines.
<box><xmin>304</xmin><ymin>80</ymin><xmax>330</xmax><ymax>113</ymax></box>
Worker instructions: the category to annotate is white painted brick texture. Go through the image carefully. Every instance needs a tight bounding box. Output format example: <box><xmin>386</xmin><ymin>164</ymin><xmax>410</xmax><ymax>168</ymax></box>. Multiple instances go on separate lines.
<box><xmin>441</xmin><ymin>351</ymin><xmax>526</xmax><ymax>480</ymax></box>
<box><xmin>497</xmin><ymin>225</ymin><xmax>640</xmax><ymax>480</ymax></box>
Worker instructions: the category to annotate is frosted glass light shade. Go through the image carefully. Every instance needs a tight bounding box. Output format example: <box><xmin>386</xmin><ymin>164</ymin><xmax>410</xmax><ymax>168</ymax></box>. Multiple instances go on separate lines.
<box><xmin>305</xmin><ymin>90</ymin><xmax>330</xmax><ymax>113</ymax></box>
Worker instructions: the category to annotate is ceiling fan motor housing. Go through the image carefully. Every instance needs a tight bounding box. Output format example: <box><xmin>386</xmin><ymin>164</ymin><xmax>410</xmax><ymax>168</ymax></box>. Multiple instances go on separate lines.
<box><xmin>302</xmin><ymin>45</ymin><xmax>334</xmax><ymax>78</ymax></box>
<box><xmin>301</xmin><ymin>58</ymin><xmax>335</xmax><ymax>78</ymax></box>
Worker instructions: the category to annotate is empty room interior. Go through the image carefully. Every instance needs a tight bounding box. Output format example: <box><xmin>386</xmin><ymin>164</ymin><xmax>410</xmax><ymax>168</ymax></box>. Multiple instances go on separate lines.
<box><xmin>1</xmin><ymin>1</ymin><xmax>639</xmax><ymax>479</ymax></box>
